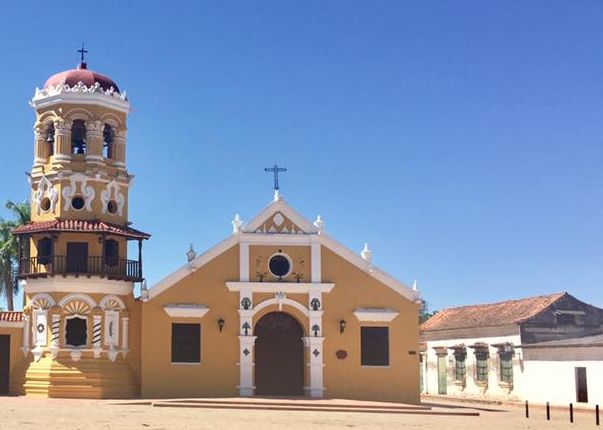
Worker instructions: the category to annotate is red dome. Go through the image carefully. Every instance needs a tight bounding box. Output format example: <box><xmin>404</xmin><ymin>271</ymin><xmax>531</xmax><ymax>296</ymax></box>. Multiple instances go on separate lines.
<box><xmin>44</xmin><ymin>63</ymin><xmax>120</xmax><ymax>93</ymax></box>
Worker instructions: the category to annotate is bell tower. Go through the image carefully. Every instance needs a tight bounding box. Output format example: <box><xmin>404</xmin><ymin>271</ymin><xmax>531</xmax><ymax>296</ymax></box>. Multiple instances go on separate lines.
<box><xmin>12</xmin><ymin>52</ymin><xmax>148</xmax><ymax>398</ymax></box>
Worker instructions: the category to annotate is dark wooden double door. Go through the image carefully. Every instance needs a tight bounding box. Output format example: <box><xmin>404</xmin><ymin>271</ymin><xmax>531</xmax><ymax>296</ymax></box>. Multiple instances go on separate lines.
<box><xmin>0</xmin><ymin>335</ymin><xmax>9</xmax><ymax>395</ymax></box>
<box><xmin>254</xmin><ymin>312</ymin><xmax>304</xmax><ymax>396</ymax></box>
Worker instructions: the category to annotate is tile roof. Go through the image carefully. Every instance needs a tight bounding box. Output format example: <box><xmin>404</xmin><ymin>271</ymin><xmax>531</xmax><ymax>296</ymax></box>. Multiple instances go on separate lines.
<box><xmin>0</xmin><ymin>311</ymin><xmax>24</xmax><ymax>322</ymax></box>
<box><xmin>420</xmin><ymin>292</ymin><xmax>567</xmax><ymax>332</ymax></box>
<box><xmin>13</xmin><ymin>220</ymin><xmax>150</xmax><ymax>240</ymax></box>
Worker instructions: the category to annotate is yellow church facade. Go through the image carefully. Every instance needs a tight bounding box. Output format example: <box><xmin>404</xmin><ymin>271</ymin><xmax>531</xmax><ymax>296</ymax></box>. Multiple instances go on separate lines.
<box><xmin>0</xmin><ymin>59</ymin><xmax>421</xmax><ymax>403</ymax></box>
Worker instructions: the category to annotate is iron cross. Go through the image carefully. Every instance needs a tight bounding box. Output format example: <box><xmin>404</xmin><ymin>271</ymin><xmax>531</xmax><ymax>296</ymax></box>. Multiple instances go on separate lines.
<box><xmin>264</xmin><ymin>164</ymin><xmax>287</xmax><ymax>191</ymax></box>
<box><xmin>77</xmin><ymin>43</ymin><xmax>88</xmax><ymax>63</ymax></box>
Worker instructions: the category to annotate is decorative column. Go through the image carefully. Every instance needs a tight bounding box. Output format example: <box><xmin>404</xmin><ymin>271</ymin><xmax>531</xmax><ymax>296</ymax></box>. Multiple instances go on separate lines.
<box><xmin>50</xmin><ymin>306</ymin><xmax>61</xmax><ymax>358</ymax></box>
<box><xmin>307</xmin><ymin>284</ymin><xmax>325</xmax><ymax>397</ymax></box>
<box><xmin>121</xmin><ymin>313</ymin><xmax>130</xmax><ymax>359</ymax></box>
<box><xmin>85</xmin><ymin>120</ymin><xmax>104</xmax><ymax>165</ymax></box>
<box><xmin>21</xmin><ymin>314</ymin><xmax>30</xmax><ymax>356</ymax></box>
<box><xmin>238</xmin><ymin>286</ymin><xmax>255</xmax><ymax>396</ymax></box>
<box><xmin>52</xmin><ymin>119</ymin><xmax>71</xmax><ymax>169</ymax></box>
<box><xmin>92</xmin><ymin>307</ymin><xmax>103</xmax><ymax>358</ymax></box>
<box><xmin>303</xmin><ymin>336</ymin><xmax>325</xmax><ymax>398</ymax></box>
<box><xmin>33</xmin><ymin>124</ymin><xmax>47</xmax><ymax>170</ymax></box>
<box><xmin>112</xmin><ymin>129</ymin><xmax>127</xmax><ymax>168</ymax></box>
<box><xmin>32</xmin><ymin>310</ymin><xmax>48</xmax><ymax>362</ymax></box>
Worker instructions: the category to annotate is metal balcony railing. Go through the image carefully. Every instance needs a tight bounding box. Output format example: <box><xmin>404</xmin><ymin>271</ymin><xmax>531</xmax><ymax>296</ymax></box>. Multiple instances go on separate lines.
<box><xmin>19</xmin><ymin>255</ymin><xmax>143</xmax><ymax>282</ymax></box>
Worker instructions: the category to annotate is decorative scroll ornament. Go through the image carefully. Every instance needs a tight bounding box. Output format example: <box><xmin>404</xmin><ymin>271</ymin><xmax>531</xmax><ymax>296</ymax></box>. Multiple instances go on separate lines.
<box><xmin>100</xmin><ymin>180</ymin><xmax>125</xmax><ymax>216</ymax></box>
<box><xmin>33</xmin><ymin>176</ymin><xmax>58</xmax><ymax>215</ymax></box>
<box><xmin>33</xmin><ymin>81</ymin><xmax>128</xmax><ymax>101</ymax></box>
<box><xmin>310</xmin><ymin>298</ymin><xmax>321</xmax><ymax>311</ymax></box>
<box><xmin>62</xmin><ymin>173</ymin><xmax>95</xmax><ymax>211</ymax></box>
<box><xmin>241</xmin><ymin>297</ymin><xmax>252</xmax><ymax>310</ymax></box>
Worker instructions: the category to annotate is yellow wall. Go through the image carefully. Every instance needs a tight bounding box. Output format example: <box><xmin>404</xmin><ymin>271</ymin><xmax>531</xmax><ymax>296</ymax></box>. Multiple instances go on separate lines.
<box><xmin>141</xmin><ymin>242</ymin><xmax>420</xmax><ymax>403</ymax></box>
<box><xmin>0</xmin><ymin>326</ymin><xmax>25</xmax><ymax>387</ymax></box>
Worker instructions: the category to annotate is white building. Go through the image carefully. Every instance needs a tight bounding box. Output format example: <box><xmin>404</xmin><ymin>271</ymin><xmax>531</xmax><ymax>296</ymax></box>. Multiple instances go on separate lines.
<box><xmin>420</xmin><ymin>293</ymin><xmax>603</xmax><ymax>407</ymax></box>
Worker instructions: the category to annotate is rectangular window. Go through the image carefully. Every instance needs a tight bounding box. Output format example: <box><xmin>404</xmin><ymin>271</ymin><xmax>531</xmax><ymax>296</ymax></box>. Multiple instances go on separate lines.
<box><xmin>575</xmin><ymin>367</ymin><xmax>588</xmax><ymax>403</ymax></box>
<box><xmin>475</xmin><ymin>350</ymin><xmax>489</xmax><ymax>382</ymax></box>
<box><xmin>104</xmin><ymin>240</ymin><xmax>119</xmax><ymax>267</ymax></box>
<box><xmin>499</xmin><ymin>352</ymin><xmax>513</xmax><ymax>384</ymax></box>
<box><xmin>171</xmin><ymin>323</ymin><xmax>200</xmax><ymax>363</ymax></box>
<box><xmin>454</xmin><ymin>351</ymin><xmax>467</xmax><ymax>381</ymax></box>
<box><xmin>360</xmin><ymin>326</ymin><xmax>389</xmax><ymax>366</ymax></box>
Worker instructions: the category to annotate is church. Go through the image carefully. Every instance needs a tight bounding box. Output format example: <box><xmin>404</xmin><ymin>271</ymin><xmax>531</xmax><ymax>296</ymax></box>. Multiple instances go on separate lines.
<box><xmin>0</xmin><ymin>57</ymin><xmax>421</xmax><ymax>403</ymax></box>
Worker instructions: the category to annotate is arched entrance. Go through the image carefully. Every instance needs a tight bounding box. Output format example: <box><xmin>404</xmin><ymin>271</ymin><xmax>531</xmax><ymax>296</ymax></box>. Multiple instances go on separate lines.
<box><xmin>254</xmin><ymin>312</ymin><xmax>304</xmax><ymax>395</ymax></box>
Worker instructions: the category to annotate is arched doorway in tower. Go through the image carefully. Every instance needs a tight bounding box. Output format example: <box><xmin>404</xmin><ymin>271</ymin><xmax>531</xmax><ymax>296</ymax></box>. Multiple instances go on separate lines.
<box><xmin>254</xmin><ymin>311</ymin><xmax>304</xmax><ymax>396</ymax></box>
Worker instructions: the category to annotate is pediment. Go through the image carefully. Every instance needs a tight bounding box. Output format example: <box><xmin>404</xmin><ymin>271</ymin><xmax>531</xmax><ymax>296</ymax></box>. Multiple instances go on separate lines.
<box><xmin>242</xmin><ymin>198</ymin><xmax>318</xmax><ymax>235</ymax></box>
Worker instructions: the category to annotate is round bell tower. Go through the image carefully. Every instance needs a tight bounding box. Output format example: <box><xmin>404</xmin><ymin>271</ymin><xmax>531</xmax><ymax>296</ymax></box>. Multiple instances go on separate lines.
<box><xmin>12</xmin><ymin>53</ymin><xmax>149</xmax><ymax>398</ymax></box>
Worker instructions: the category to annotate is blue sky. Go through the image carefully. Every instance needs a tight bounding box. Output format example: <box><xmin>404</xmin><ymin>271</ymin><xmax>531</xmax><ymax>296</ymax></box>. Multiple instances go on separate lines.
<box><xmin>1</xmin><ymin>1</ymin><xmax>602</xmax><ymax>311</ymax></box>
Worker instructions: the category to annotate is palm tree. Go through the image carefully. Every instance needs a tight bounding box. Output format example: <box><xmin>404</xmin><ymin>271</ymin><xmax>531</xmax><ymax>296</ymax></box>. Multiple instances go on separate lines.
<box><xmin>0</xmin><ymin>200</ymin><xmax>30</xmax><ymax>311</ymax></box>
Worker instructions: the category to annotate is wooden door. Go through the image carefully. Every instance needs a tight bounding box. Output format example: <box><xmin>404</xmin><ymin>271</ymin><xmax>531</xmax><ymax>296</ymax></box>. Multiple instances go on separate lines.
<box><xmin>254</xmin><ymin>312</ymin><xmax>304</xmax><ymax>395</ymax></box>
<box><xmin>437</xmin><ymin>355</ymin><xmax>447</xmax><ymax>395</ymax></box>
<box><xmin>0</xmin><ymin>335</ymin><xmax>9</xmax><ymax>395</ymax></box>
<box><xmin>67</xmin><ymin>242</ymin><xmax>88</xmax><ymax>273</ymax></box>
<box><xmin>575</xmin><ymin>367</ymin><xmax>588</xmax><ymax>403</ymax></box>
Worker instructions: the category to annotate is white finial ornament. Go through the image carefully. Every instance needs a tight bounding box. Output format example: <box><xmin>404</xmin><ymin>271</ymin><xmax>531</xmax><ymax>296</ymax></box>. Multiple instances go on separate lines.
<box><xmin>186</xmin><ymin>244</ymin><xmax>197</xmax><ymax>262</ymax></box>
<box><xmin>412</xmin><ymin>279</ymin><xmax>419</xmax><ymax>292</ymax></box>
<box><xmin>360</xmin><ymin>243</ymin><xmax>372</xmax><ymax>261</ymax></box>
<box><xmin>273</xmin><ymin>189</ymin><xmax>282</xmax><ymax>202</ymax></box>
<box><xmin>313</xmin><ymin>215</ymin><xmax>324</xmax><ymax>233</ymax></box>
<box><xmin>232</xmin><ymin>214</ymin><xmax>243</xmax><ymax>234</ymax></box>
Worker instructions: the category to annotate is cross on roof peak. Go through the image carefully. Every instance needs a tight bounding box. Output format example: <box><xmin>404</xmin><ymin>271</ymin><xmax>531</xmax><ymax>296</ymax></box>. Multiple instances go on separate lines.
<box><xmin>77</xmin><ymin>43</ymin><xmax>88</xmax><ymax>69</ymax></box>
<box><xmin>264</xmin><ymin>164</ymin><xmax>287</xmax><ymax>202</ymax></box>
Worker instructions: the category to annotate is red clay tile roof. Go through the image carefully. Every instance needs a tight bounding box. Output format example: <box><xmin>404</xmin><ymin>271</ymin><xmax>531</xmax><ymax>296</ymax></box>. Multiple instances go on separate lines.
<box><xmin>12</xmin><ymin>220</ymin><xmax>150</xmax><ymax>240</ymax></box>
<box><xmin>44</xmin><ymin>65</ymin><xmax>120</xmax><ymax>92</ymax></box>
<box><xmin>0</xmin><ymin>311</ymin><xmax>24</xmax><ymax>322</ymax></box>
<box><xmin>421</xmin><ymin>293</ymin><xmax>567</xmax><ymax>332</ymax></box>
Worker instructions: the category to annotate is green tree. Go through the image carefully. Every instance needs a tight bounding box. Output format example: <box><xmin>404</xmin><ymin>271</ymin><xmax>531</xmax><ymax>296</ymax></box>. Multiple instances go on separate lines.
<box><xmin>0</xmin><ymin>200</ymin><xmax>30</xmax><ymax>311</ymax></box>
<box><xmin>419</xmin><ymin>300</ymin><xmax>438</xmax><ymax>324</ymax></box>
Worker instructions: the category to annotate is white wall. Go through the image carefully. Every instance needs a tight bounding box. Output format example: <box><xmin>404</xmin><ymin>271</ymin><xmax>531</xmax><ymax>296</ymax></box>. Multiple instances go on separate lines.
<box><xmin>423</xmin><ymin>333</ymin><xmax>523</xmax><ymax>401</ymax></box>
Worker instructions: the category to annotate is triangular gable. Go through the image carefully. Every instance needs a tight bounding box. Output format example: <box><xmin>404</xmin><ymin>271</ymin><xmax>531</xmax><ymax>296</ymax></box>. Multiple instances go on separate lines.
<box><xmin>242</xmin><ymin>198</ymin><xmax>318</xmax><ymax>234</ymax></box>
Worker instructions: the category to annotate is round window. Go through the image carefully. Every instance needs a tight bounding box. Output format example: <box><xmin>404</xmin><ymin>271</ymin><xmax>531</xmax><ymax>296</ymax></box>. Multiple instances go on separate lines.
<box><xmin>107</xmin><ymin>200</ymin><xmax>118</xmax><ymax>214</ymax></box>
<box><xmin>40</xmin><ymin>197</ymin><xmax>51</xmax><ymax>212</ymax></box>
<box><xmin>269</xmin><ymin>254</ymin><xmax>291</xmax><ymax>278</ymax></box>
<box><xmin>71</xmin><ymin>196</ymin><xmax>85</xmax><ymax>210</ymax></box>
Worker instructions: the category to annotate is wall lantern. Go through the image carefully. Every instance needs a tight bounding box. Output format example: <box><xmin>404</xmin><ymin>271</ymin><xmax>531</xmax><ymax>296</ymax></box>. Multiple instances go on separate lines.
<box><xmin>339</xmin><ymin>319</ymin><xmax>346</xmax><ymax>334</ymax></box>
<box><xmin>217</xmin><ymin>318</ymin><xmax>225</xmax><ymax>333</ymax></box>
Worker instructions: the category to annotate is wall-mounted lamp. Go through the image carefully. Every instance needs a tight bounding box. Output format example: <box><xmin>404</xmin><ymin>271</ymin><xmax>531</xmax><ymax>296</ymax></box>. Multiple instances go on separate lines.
<box><xmin>217</xmin><ymin>318</ymin><xmax>225</xmax><ymax>333</ymax></box>
<box><xmin>339</xmin><ymin>319</ymin><xmax>346</xmax><ymax>334</ymax></box>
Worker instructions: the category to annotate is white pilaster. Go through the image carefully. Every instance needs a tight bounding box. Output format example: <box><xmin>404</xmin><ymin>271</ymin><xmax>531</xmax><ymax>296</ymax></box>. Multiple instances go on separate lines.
<box><xmin>121</xmin><ymin>316</ymin><xmax>130</xmax><ymax>358</ymax></box>
<box><xmin>21</xmin><ymin>315</ymin><xmax>30</xmax><ymax>356</ymax></box>
<box><xmin>239</xmin><ymin>242</ymin><xmax>249</xmax><ymax>282</ymax></box>
<box><xmin>34</xmin><ymin>310</ymin><xmax>48</xmax><ymax>347</ymax></box>
<box><xmin>303</xmin><ymin>336</ymin><xmax>325</xmax><ymax>397</ymax></box>
<box><xmin>238</xmin><ymin>335</ymin><xmax>257</xmax><ymax>396</ymax></box>
<box><xmin>311</xmin><ymin>241</ymin><xmax>321</xmax><ymax>283</ymax></box>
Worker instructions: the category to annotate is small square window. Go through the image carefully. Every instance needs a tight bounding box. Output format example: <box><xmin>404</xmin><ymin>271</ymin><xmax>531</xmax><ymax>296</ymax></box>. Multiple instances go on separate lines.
<box><xmin>361</xmin><ymin>326</ymin><xmax>389</xmax><ymax>366</ymax></box>
<box><xmin>171</xmin><ymin>323</ymin><xmax>200</xmax><ymax>363</ymax></box>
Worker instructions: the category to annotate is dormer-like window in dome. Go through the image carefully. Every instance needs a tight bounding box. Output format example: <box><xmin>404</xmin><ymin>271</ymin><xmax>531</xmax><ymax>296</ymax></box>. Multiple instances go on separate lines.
<box><xmin>45</xmin><ymin>124</ymin><xmax>55</xmax><ymax>157</ymax></box>
<box><xmin>103</xmin><ymin>124</ymin><xmax>114</xmax><ymax>159</ymax></box>
<box><xmin>71</xmin><ymin>120</ymin><xmax>87</xmax><ymax>155</ymax></box>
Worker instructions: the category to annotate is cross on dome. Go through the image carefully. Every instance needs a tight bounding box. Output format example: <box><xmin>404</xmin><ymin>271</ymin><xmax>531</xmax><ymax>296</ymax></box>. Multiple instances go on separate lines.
<box><xmin>77</xmin><ymin>43</ymin><xmax>88</xmax><ymax>69</ymax></box>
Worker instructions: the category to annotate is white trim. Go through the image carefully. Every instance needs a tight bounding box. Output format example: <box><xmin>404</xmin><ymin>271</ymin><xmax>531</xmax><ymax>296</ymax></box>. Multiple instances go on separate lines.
<box><xmin>239</xmin><ymin>242</ymin><xmax>249</xmax><ymax>282</ymax></box>
<box><xmin>24</xmin><ymin>278</ymin><xmax>133</xmax><ymax>295</ymax></box>
<box><xmin>98</xmin><ymin>295</ymin><xmax>127</xmax><ymax>310</ymax></box>
<box><xmin>242</xmin><ymin>198</ymin><xmax>319</xmax><ymax>234</ymax></box>
<box><xmin>148</xmin><ymin>235</ymin><xmax>238</xmax><ymax>300</ymax></box>
<box><xmin>31</xmin><ymin>91</ymin><xmax>130</xmax><ymax>114</ymax></box>
<box><xmin>0</xmin><ymin>321</ymin><xmax>25</xmax><ymax>328</ymax></box>
<box><xmin>58</xmin><ymin>293</ymin><xmax>97</xmax><ymax>309</ymax></box>
<box><xmin>29</xmin><ymin>292</ymin><xmax>56</xmax><ymax>309</ymax></box>
<box><xmin>252</xmin><ymin>297</ymin><xmax>309</xmax><ymax>318</ymax></box>
<box><xmin>226</xmin><ymin>282</ymin><xmax>335</xmax><ymax>294</ymax></box>
<box><xmin>353</xmin><ymin>308</ymin><xmax>399</xmax><ymax>322</ymax></box>
<box><xmin>267</xmin><ymin>252</ymin><xmax>293</xmax><ymax>279</ymax></box>
<box><xmin>311</xmin><ymin>242</ymin><xmax>321</xmax><ymax>283</ymax></box>
<box><xmin>163</xmin><ymin>304</ymin><xmax>210</xmax><ymax>318</ymax></box>
<box><xmin>148</xmin><ymin>199</ymin><xmax>420</xmax><ymax>303</ymax></box>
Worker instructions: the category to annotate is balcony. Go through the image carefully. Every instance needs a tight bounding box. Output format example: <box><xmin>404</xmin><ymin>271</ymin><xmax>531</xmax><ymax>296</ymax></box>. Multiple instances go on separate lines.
<box><xmin>19</xmin><ymin>255</ymin><xmax>143</xmax><ymax>282</ymax></box>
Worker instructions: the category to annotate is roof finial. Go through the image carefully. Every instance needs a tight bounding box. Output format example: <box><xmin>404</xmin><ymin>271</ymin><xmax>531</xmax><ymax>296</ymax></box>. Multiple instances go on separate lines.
<box><xmin>361</xmin><ymin>243</ymin><xmax>372</xmax><ymax>261</ymax></box>
<box><xmin>313</xmin><ymin>215</ymin><xmax>324</xmax><ymax>233</ymax></box>
<box><xmin>264</xmin><ymin>164</ymin><xmax>287</xmax><ymax>200</ymax></box>
<box><xmin>232</xmin><ymin>214</ymin><xmax>243</xmax><ymax>234</ymax></box>
<box><xmin>77</xmin><ymin>43</ymin><xmax>88</xmax><ymax>69</ymax></box>
<box><xmin>186</xmin><ymin>243</ymin><xmax>197</xmax><ymax>262</ymax></box>
<box><xmin>412</xmin><ymin>278</ymin><xmax>419</xmax><ymax>292</ymax></box>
